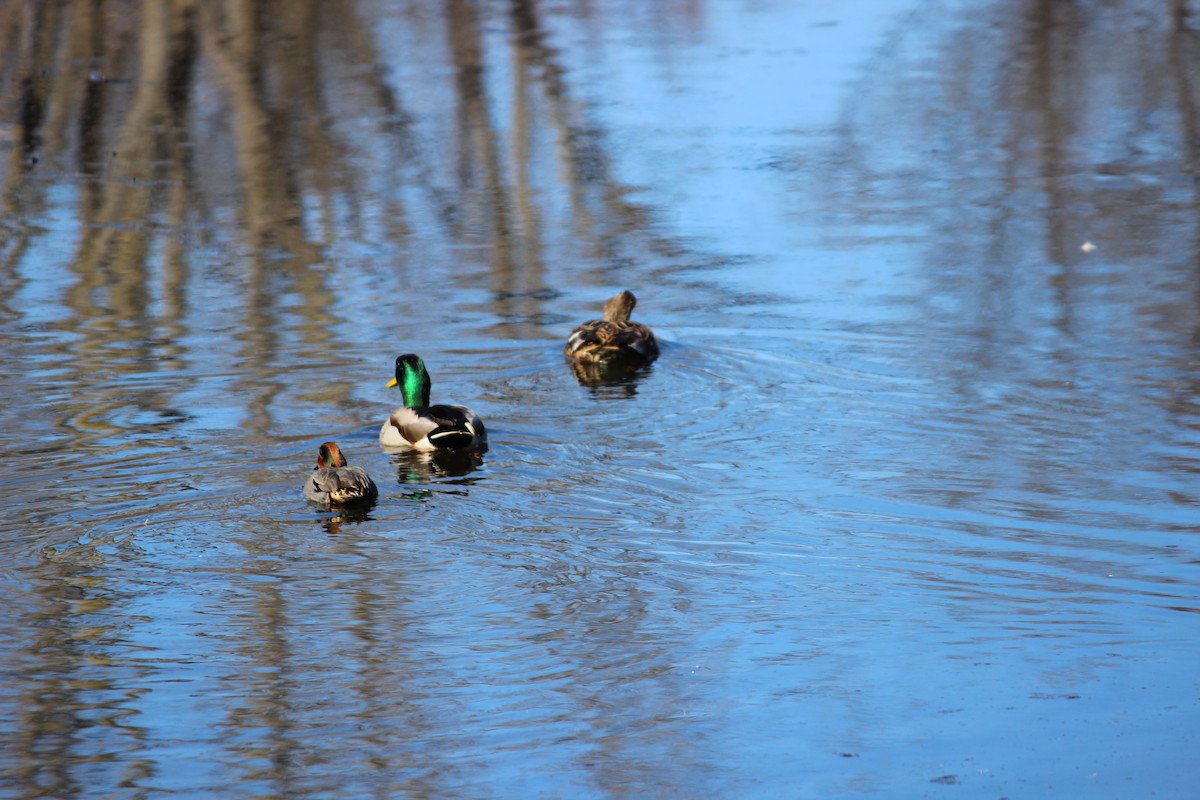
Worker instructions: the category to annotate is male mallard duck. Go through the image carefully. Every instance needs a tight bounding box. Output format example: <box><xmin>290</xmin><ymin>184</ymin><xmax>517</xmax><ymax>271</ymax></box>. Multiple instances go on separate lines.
<box><xmin>380</xmin><ymin>354</ymin><xmax>487</xmax><ymax>451</ymax></box>
<box><xmin>304</xmin><ymin>441</ymin><xmax>378</xmax><ymax>507</ymax></box>
<box><xmin>564</xmin><ymin>290</ymin><xmax>659</xmax><ymax>364</ymax></box>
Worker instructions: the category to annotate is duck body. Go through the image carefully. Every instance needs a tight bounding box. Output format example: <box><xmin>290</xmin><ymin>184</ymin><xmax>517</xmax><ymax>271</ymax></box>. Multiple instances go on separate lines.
<box><xmin>380</xmin><ymin>403</ymin><xmax>487</xmax><ymax>450</ymax></box>
<box><xmin>380</xmin><ymin>354</ymin><xmax>487</xmax><ymax>452</ymax></box>
<box><xmin>564</xmin><ymin>290</ymin><xmax>658</xmax><ymax>364</ymax></box>
<box><xmin>304</xmin><ymin>441</ymin><xmax>378</xmax><ymax>507</ymax></box>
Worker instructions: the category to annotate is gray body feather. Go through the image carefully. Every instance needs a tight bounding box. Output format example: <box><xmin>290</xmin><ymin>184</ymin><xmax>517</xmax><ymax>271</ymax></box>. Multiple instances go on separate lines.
<box><xmin>303</xmin><ymin>442</ymin><xmax>378</xmax><ymax>507</ymax></box>
<box><xmin>305</xmin><ymin>465</ymin><xmax>378</xmax><ymax>506</ymax></box>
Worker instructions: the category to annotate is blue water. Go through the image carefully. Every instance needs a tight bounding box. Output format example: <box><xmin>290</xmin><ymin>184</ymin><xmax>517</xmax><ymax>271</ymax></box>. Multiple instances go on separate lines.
<box><xmin>1</xmin><ymin>0</ymin><xmax>1197</xmax><ymax>797</ymax></box>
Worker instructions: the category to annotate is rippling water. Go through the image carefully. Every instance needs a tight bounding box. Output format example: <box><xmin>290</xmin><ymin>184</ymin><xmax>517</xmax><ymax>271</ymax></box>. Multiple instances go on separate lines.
<box><xmin>2</xmin><ymin>0</ymin><xmax>1198</xmax><ymax>797</ymax></box>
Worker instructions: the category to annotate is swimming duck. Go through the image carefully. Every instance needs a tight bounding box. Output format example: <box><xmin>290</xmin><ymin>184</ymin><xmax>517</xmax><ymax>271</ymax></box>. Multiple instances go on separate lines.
<box><xmin>380</xmin><ymin>354</ymin><xmax>488</xmax><ymax>451</ymax></box>
<box><xmin>564</xmin><ymin>290</ymin><xmax>659</xmax><ymax>364</ymax></box>
<box><xmin>304</xmin><ymin>441</ymin><xmax>378</xmax><ymax>507</ymax></box>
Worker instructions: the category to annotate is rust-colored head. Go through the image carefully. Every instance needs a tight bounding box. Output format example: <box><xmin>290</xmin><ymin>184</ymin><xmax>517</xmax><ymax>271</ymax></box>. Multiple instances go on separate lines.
<box><xmin>316</xmin><ymin>441</ymin><xmax>348</xmax><ymax>469</ymax></box>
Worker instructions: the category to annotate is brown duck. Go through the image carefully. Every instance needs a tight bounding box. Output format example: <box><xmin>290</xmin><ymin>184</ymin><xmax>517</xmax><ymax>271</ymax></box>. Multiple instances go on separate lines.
<box><xmin>564</xmin><ymin>290</ymin><xmax>659</xmax><ymax>365</ymax></box>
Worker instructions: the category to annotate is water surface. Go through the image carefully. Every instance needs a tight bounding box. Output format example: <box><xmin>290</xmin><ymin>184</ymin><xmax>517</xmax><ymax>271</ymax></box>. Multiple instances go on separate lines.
<box><xmin>1</xmin><ymin>0</ymin><xmax>1198</xmax><ymax>797</ymax></box>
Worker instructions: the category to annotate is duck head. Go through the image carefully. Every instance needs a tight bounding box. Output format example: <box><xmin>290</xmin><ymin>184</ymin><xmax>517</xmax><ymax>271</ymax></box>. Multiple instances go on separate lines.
<box><xmin>387</xmin><ymin>353</ymin><xmax>432</xmax><ymax>407</ymax></box>
<box><xmin>317</xmin><ymin>441</ymin><xmax>349</xmax><ymax>469</ymax></box>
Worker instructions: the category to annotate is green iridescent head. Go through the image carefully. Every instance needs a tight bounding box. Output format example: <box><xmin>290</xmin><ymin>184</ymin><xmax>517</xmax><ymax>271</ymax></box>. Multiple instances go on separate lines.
<box><xmin>387</xmin><ymin>353</ymin><xmax>431</xmax><ymax>407</ymax></box>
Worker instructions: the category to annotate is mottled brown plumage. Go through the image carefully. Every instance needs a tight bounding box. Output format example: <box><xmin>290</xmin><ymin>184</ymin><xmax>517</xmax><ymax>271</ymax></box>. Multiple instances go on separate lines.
<box><xmin>564</xmin><ymin>290</ymin><xmax>659</xmax><ymax>364</ymax></box>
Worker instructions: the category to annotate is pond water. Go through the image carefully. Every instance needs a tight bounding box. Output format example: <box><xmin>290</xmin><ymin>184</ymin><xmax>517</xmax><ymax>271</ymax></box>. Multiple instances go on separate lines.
<box><xmin>1</xmin><ymin>0</ymin><xmax>1198</xmax><ymax>797</ymax></box>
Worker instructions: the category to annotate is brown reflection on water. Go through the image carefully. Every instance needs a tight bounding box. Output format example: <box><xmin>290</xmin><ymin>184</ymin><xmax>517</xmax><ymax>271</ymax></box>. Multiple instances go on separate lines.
<box><xmin>815</xmin><ymin>0</ymin><xmax>1200</xmax><ymax>522</ymax></box>
<box><xmin>831</xmin><ymin>1</ymin><xmax>1200</xmax><ymax>266</ymax></box>
<box><xmin>568</xmin><ymin>357</ymin><xmax>652</xmax><ymax>397</ymax></box>
<box><xmin>830</xmin><ymin>2</ymin><xmax>1200</xmax><ymax>373</ymax></box>
<box><xmin>9</xmin><ymin>0</ymin><xmax>1198</xmax><ymax>795</ymax></box>
<box><xmin>10</xmin><ymin>557</ymin><xmax>142</xmax><ymax>799</ymax></box>
<box><xmin>0</xmin><ymin>0</ymin><xmax>674</xmax><ymax>432</ymax></box>
<box><xmin>0</xmin><ymin>3</ymin><xmax>697</xmax><ymax>794</ymax></box>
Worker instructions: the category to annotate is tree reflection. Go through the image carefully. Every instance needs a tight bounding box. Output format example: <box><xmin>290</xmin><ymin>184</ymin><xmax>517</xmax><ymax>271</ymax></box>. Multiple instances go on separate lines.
<box><xmin>0</xmin><ymin>3</ymin><xmax>694</xmax><ymax>792</ymax></box>
<box><xmin>823</xmin><ymin>0</ymin><xmax>1200</xmax><ymax>347</ymax></box>
<box><xmin>40</xmin><ymin>0</ymin><xmax>1195</xmax><ymax>795</ymax></box>
<box><xmin>808</xmin><ymin>0</ymin><xmax>1200</xmax><ymax>518</ymax></box>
